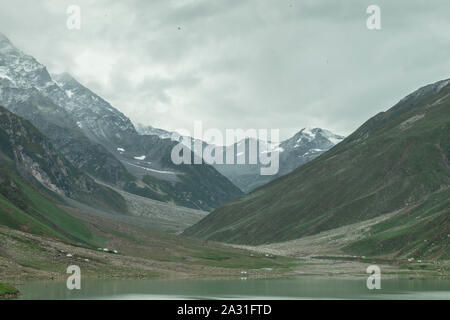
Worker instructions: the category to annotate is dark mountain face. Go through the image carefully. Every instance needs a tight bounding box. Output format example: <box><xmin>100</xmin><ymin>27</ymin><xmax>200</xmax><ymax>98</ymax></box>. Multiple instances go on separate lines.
<box><xmin>0</xmin><ymin>106</ymin><xmax>127</xmax><ymax>214</ymax></box>
<box><xmin>114</xmin><ymin>135</ymin><xmax>243</xmax><ymax>210</ymax></box>
<box><xmin>0</xmin><ymin>33</ymin><xmax>242</xmax><ymax>211</ymax></box>
<box><xmin>183</xmin><ymin>79</ymin><xmax>450</xmax><ymax>252</ymax></box>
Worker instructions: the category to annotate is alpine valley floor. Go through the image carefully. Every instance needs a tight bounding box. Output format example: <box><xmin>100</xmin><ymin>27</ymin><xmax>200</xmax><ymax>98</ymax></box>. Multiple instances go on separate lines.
<box><xmin>1</xmin><ymin>200</ymin><xmax>448</xmax><ymax>288</ymax></box>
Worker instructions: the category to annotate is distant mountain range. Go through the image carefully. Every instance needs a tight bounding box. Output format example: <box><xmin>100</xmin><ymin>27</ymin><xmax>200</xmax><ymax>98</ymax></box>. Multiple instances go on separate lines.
<box><xmin>136</xmin><ymin>123</ymin><xmax>345</xmax><ymax>193</ymax></box>
<box><xmin>184</xmin><ymin>79</ymin><xmax>450</xmax><ymax>259</ymax></box>
<box><xmin>0</xmin><ymin>32</ymin><xmax>242</xmax><ymax>211</ymax></box>
<box><xmin>212</xmin><ymin>128</ymin><xmax>344</xmax><ymax>192</ymax></box>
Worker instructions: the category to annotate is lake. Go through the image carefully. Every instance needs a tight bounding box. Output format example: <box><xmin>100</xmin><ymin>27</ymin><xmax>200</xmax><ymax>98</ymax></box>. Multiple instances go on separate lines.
<box><xmin>16</xmin><ymin>277</ymin><xmax>450</xmax><ymax>300</ymax></box>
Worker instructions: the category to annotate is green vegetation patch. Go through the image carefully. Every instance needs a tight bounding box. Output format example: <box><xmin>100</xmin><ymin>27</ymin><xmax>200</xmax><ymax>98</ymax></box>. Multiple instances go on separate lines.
<box><xmin>0</xmin><ymin>283</ymin><xmax>20</xmax><ymax>298</ymax></box>
<box><xmin>344</xmin><ymin>188</ymin><xmax>450</xmax><ymax>259</ymax></box>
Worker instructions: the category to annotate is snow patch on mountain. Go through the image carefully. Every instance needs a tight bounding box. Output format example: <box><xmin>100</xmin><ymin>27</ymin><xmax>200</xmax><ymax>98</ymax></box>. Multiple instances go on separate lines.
<box><xmin>135</xmin><ymin>123</ymin><xmax>173</xmax><ymax>139</ymax></box>
<box><xmin>126</xmin><ymin>162</ymin><xmax>176</xmax><ymax>175</ymax></box>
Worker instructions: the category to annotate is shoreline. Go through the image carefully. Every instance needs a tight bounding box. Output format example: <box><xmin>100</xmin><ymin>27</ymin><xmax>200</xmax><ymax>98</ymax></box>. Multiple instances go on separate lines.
<box><xmin>10</xmin><ymin>274</ymin><xmax>450</xmax><ymax>300</ymax></box>
<box><xmin>0</xmin><ymin>283</ymin><xmax>21</xmax><ymax>299</ymax></box>
<box><xmin>3</xmin><ymin>255</ymin><xmax>449</xmax><ymax>287</ymax></box>
<box><xmin>1</xmin><ymin>223</ymin><xmax>448</xmax><ymax>286</ymax></box>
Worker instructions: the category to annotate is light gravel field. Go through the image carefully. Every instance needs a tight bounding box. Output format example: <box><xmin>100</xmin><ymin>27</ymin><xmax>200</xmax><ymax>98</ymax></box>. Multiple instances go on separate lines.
<box><xmin>77</xmin><ymin>180</ymin><xmax>208</xmax><ymax>233</ymax></box>
<box><xmin>233</xmin><ymin>210</ymin><xmax>401</xmax><ymax>258</ymax></box>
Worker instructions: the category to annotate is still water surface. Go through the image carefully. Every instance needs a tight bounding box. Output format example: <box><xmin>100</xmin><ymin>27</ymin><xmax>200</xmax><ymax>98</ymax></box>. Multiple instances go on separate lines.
<box><xmin>17</xmin><ymin>277</ymin><xmax>450</xmax><ymax>300</ymax></box>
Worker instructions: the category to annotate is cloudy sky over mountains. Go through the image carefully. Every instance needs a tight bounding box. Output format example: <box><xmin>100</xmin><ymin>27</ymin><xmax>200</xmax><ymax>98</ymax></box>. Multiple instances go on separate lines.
<box><xmin>0</xmin><ymin>0</ymin><xmax>449</xmax><ymax>139</ymax></box>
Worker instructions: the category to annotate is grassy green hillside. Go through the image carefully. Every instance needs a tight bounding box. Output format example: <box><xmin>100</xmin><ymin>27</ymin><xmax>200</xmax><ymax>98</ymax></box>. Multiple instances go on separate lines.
<box><xmin>345</xmin><ymin>187</ymin><xmax>449</xmax><ymax>259</ymax></box>
<box><xmin>0</xmin><ymin>282</ymin><xmax>20</xmax><ymax>298</ymax></box>
<box><xmin>0</xmin><ymin>200</ymin><xmax>299</xmax><ymax>282</ymax></box>
<box><xmin>0</xmin><ymin>107</ymin><xmax>297</xmax><ymax>280</ymax></box>
<box><xmin>0</xmin><ymin>166</ymin><xmax>101</xmax><ymax>247</ymax></box>
<box><xmin>0</xmin><ymin>106</ymin><xmax>133</xmax><ymax>247</ymax></box>
<box><xmin>183</xmin><ymin>79</ymin><xmax>450</xmax><ymax>254</ymax></box>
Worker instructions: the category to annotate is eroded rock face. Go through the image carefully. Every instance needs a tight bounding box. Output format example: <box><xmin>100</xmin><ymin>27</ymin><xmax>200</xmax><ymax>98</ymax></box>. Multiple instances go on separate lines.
<box><xmin>0</xmin><ymin>106</ymin><xmax>82</xmax><ymax>197</ymax></box>
<box><xmin>0</xmin><ymin>106</ymin><xmax>127</xmax><ymax>214</ymax></box>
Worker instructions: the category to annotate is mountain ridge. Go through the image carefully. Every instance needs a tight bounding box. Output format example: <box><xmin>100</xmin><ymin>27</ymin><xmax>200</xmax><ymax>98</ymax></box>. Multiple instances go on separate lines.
<box><xmin>183</xmin><ymin>78</ymin><xmax>450</xmax><ymax>258</ymax></box>
<box><xmin>0</xmin><ymin>32</ymin><xmax>243</xmax><ymax>211</ymax></box>
<box><xmin>136</xmin><ymin>122</ymin><xmax>345</xmax><ymax>193</ymax></box>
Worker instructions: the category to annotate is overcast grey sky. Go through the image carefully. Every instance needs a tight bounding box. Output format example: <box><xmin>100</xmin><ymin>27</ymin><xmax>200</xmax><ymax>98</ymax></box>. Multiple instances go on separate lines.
<box><xmin>0</xmin><ymin>0</ymin><xmax>449</xmax><ymax>139</ymax></box>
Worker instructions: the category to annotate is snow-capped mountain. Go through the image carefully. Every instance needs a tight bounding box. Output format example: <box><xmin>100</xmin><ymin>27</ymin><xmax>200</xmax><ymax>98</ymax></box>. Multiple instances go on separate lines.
<box><xmin>0</xmin><ymin>33</ymin><xmax>131</xmax><ymax>186</ymax></box>
<box><xmin>281</xmin><ymin>127</ymin><xmax>344</xmax><ymax>152</ymax></box>
<box><xmin>132</xmin><ymin>122</ymin><xmax>345</xmax><ymax>193</ymax></box>
<box><xmin>135</xmin><ymin>123</ymin><xmax>209</xmax><ymax>156</ymax></box>
<box><xmin>53</xmin><ymin>72</ymin><xmax>137</xmax><ymax>146</ymax></box>
<box><xmin>0</xmin><ymin>34</ymin><xmax>52</xmax><ymax>89</ymax></box>
<box><xmin>0</xmin><ymin>34</ymin><xmax>81</xmax><ymax>116</ymax></box>
<box><xmin>0</xmin><ymin>33</ymin><xmax>136</xmax><ymax>147</ymax></box>
<box><xmin>0</xmin><ymin>32</ymin><xmax>243</xmax><ymax>211</ymax></box>
<box><xmin>213</xmin><ymin>127</ymin><xmax>345</xmax><ymax>192</ymax></box>
<box><xmin>277</xmin><ymin>127</ymin><xmax>345</xmax><ymax>175</ymax></box>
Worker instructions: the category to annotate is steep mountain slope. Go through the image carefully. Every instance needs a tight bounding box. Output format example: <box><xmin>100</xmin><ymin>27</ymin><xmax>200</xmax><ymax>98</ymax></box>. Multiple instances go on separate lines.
<box><xmin>0</xmin><ymin>32</ymin><xmax>242</xmax><ymax>211</ymax></box>
<box><xmin>135</xmin><ymin>123</ymin><xmax>173</xmax><ymax>139</ymax></box>
<box><xmin>277</xmin><ymin>128</ymin><xmax>344</xmax><ymax>175</ymax></box>
<box><xmin>0</xmin><ymin>106</ymin><xmax>127</xmax><ymax>214</ymax></box>
<box><xmin>345</xmin><ymin>187</ymin><xmax>449</xmax><ymax>259</ymax></box>
<box><xmin>213</xmin><ymin>128</ymin><xmax>344</xmax><ymax>193</ymax></box>
<box><xmin>211</xmin><ymin>138</ymin><xmax>279</xmax><ymax>193</ymax></box>
<box><xmin>0</xmin><ymin>33</ymin><xmax>134</xmax><ymax>187</ymax></box>
<box><xmin>116</xmin><ymin>135</ymin><xmax>243</xmax><ymax>210</ymax></box>
<box><xmin>0</xmin><ymin>167</ymin><xmax>100</xmax><ymax>246</ymax></box>
<box><xmin>0</xmin><ymin>107</ymin><xmax>128</xmax><ymax>247</ymax></box>
<box><xmin>52</xmin><ymin>72</ymin><xmax>137</xmax><ymax>147</ymax></box>
<box><xmin>184</xmin><ymin>79</ymin><xmax>450</xmax><ymax>250</ymax></box>
<box><xmin>50</xmin><ymin>71</ymin><xmax>243</xmax><ymax>211</ymax></box>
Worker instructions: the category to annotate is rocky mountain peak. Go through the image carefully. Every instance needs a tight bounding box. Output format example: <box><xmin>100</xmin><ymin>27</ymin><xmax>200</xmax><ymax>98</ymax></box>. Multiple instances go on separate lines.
<box><xmin>51</xmin><ymin>71</ymin><xmax>138</xmax><ymax>145</ymax></box>
<box><xmin>0</xmin><ymin>36</ymin><xmax>53</xmax><ymax>91</ymax></box>
<box><xmin>135</xmin><ymin>123</ymin><xmax>173</xmax><ymax>139</ymax></box>
<box><xmin>281</xmin><ymin>127</ymin><xmax>344</xmax><ymax>152</ymax></box>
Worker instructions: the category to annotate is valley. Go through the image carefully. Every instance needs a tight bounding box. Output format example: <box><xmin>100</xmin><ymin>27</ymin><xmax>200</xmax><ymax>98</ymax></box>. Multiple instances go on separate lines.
<box><xmin>184</xmin><ymin>78</ymin><xmax>450</xmax><ymax>260</ymax></box>
<box><xmin>0</xmin><ymin>29</ymin><xmax>448</xmax><ymax>300</ymax></box>
<box><xmin>233</xmin><ymin>206</ymin><xmax>449</xmax><ymax>277</ymax></box>
<box><xmin>1</xmin><ymin>210</ymin><xmax>446</xmax><ymax>287</ymax></box>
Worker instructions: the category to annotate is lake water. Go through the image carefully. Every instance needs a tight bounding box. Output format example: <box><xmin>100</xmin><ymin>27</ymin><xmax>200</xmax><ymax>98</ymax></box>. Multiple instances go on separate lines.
<box><xmin>16</xmin><ymin>277</ymin><xmax>450</xmax><ymax>300</ymax></box>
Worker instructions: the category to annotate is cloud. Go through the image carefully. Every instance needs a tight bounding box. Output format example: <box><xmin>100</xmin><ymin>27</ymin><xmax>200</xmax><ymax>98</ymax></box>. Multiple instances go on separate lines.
<box><xmin>0</xmin><ymin>0</ymin><xmax>449</xmax><ymax>140</ymax></box>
